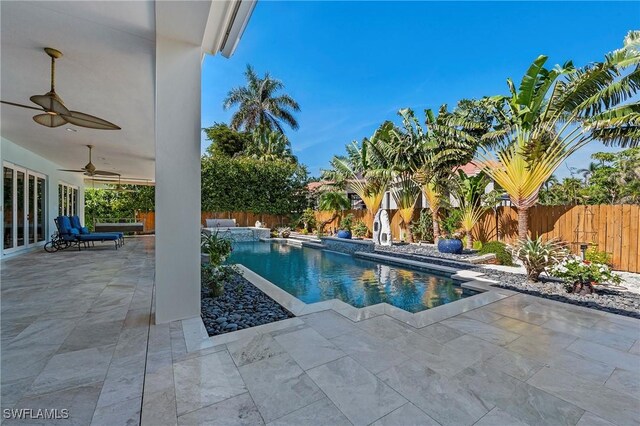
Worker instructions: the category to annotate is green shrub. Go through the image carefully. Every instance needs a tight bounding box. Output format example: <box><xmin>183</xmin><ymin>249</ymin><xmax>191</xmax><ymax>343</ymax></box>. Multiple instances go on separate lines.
<box><xmin>201</xmin><ymin>231</ymin><xmax>233</xmax><ymax>266</ymax></box>
<box><xmin>440</xmin><ymin>209</ymin><xmax>463</xmax><ymax>239</ymax></box>
<box><xmin>512</xmin><ymin>237</ymin><xmax>568</xmax><ymax>281</ymax></box>
<box><xmin>339</xmin><ymin>213</ymin><xmax>355</xmax><ymax>231</ymax></box>
<box><xmin>585</xmin><ymin>245</ymin><xmax>612</xmax><ymax>266</ymax></box>
<box><xmin>472</xmin><ymin>240</ymin><xmax>483</xmax><ymax>251</ymax></box>
<box><xmin>353</xmin><ymin>220</ymin><xmax>369</xmax><ymax>238</ymax></box>
<box><xmin>478</xmin><ymin>241</ymin><xmax>514</xmax><ymax>266</ymax></box>
<box><xmin>410</xmin><ymin>211</ymin><xmax>434</xmax><ymax>242</ymax></box>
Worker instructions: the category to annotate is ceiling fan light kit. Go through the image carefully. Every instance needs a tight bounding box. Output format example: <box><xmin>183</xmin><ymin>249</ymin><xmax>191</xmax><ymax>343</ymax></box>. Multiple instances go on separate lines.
<box><xmin>1</xmin><ymin>47</ymin><xmax>121</xmax><ymax>130</ymax></box>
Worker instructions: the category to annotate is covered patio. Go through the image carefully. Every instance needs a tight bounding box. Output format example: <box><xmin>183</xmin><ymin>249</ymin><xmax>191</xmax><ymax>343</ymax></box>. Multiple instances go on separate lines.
<box><xmin>2</xmin><ymin>237</ymin><xmax>639</xmax><ymax>425</ymax></box>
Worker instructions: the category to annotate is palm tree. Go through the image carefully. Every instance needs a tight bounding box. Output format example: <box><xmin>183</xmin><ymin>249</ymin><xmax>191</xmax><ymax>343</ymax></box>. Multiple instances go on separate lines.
<box><xmin>478</xmin><ymin>31</ymin><xmax>640</xmax><ymax>241</ymax></box>
<box><xmin>246</xmin><ymin>127</ymin><xmax>297</xmax><ymax>162</ymax></box>
<box><xmin>454</xmin><ymin>171</ymin><xmax>489</xmax><ymax>250</ymax></box>
<box><xmin>223</xmin><ymin>65</ymin><xmax>300</xmax><ymax>134</ymax></box>
<box><xmin>412</xmin><ymin>105</ymin><xmax>484</xmax><ymax>241</ymax></box>
<box><xmin>384</xmin><ymin>110</ymin><xmax>426</xmax><ymax>242</ymax></box>
<box><xmin>578</xmin><ymin>162</ymin><xmax>599</xmax><ymax>184</ymax></box>
<box><xmin>322</xmin><ymin>135</ymin><xmax>391</xmax><ymax>229</ymax></box>
<box><xmin>317</xmin><ymin>191</ymin><xmax>350</xmax><ymax>234</ymax></box>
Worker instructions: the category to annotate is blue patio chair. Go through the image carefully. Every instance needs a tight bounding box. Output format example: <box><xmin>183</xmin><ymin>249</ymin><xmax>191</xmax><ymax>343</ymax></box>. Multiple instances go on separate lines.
<box><xmin>69</xmin><ymin>215</ymin><xmax>124</xmax><ymax>247</ymax></box>
<box><xmin>50</xmin><ymin>216</ymin><xmax>119</xmax><ymax>251</ymax></box>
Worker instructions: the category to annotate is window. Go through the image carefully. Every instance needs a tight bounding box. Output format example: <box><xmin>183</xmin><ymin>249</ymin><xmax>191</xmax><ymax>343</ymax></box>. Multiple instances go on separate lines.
<box><xmin>2</xmin><ymin>163</ymin><xmax>47</xmax><ymax>252</ymax></box>
<box><xmin>58</xmin><ymin>182</ymin><xmax>79</xmax><ymax>216</ymax></box>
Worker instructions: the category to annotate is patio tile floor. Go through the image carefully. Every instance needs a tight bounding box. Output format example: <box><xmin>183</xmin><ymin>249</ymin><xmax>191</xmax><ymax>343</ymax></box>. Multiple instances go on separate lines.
<box><xmin>2</xmin><ymin>236</ymin><xmax>639</xmax><ymax>425</ymax></box>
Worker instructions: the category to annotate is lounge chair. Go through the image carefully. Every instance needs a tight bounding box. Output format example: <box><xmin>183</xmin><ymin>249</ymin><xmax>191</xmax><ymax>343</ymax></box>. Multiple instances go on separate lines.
<box><xmin>69</xmin><ymin>215</ymin><xmax>124</xmax><ymax>247</ymax></box>
<box><xmin>50</xmin><ymin>216</ymin><xmax>120</xmax><ymax>251</ymax></box>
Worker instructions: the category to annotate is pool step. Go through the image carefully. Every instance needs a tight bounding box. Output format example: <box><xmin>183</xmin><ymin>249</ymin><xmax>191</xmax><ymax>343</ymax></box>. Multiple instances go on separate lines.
<box><xmin>301</xmin><ymin>241</ymin><xmax>325</xmax><ymax>250</ymax></box>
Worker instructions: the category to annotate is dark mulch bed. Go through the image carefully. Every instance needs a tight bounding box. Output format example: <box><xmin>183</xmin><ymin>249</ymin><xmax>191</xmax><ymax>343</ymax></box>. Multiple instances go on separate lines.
<box><xmin>374</xmin><ymin>246</ymin><xmax>640</xmax><ymax>319</ymax></box>
<box><xmin>201</xmin><ymin>269</ymin><xmax>294</xmax><ymax>336</ymax></box>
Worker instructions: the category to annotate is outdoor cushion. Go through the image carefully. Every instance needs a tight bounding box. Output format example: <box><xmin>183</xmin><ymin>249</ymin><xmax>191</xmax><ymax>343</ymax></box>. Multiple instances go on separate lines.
<box><xmin>69</xmin><ymin>215</ymin><xmax>82</xmax><ymax>231</ymax></box>
<box><xmin>77</xmin><ymin>233</ymin><xmax>119</xmax><ymax>242</ymax></box>
<box><xmin>57</xmin><ymin>216</ymin><xmax>74</xmax><ymax>236</ymax></box>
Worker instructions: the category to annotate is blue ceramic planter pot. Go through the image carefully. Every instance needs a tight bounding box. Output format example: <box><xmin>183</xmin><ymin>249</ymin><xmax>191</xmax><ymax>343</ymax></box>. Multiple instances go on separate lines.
<box><xmin>437</xmin><ymin>238</ymin><xmax>463</xmax><ymax>254</ymax></box>
<box><xmin>337</xmin><ymin>230</ymin><xmax>352</xmax><ymax>239</ymax></box>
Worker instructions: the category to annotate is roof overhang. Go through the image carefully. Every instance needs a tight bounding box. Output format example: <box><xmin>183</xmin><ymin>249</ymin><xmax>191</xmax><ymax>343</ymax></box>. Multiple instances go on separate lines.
<box><xmin>1</xmin><ymin>0</ymin><xmax>255</xmax><ymax>184</ymax></box>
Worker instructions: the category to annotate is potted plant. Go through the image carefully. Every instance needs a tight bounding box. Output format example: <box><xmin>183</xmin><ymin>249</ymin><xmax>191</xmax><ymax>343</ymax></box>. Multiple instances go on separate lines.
<box><xmin>277</xmin><ymin>226</ymin><xmax>291</xmax><ymax>238</ymax></box>
<box><xmin>337</xmin><ymin>213</ymin><xmax>354</xmax><ymax>239</ymax></box>
<box><xmin>437</xmin><ymin>209</ymin><xmax>463</xmax><ymax>254</ymax></box>
<box><xmin>551</xmin><ymin>255</ymin><xmax>622</xmax><ymax>294</ymax></box>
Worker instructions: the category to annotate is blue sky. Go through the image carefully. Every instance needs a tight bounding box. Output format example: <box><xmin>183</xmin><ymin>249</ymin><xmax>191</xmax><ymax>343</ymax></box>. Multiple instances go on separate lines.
<box><xmin>201</xmin><ymin>1</ymin><xmax>639</xmax><ymax>178</ymax></box>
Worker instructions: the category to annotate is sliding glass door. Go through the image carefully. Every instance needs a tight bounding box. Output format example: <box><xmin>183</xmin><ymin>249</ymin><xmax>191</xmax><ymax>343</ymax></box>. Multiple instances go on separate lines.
<box><xmin>2</xmin><ymin>163</ymin><xmax>47</xmax><ymax>254</ymax></box>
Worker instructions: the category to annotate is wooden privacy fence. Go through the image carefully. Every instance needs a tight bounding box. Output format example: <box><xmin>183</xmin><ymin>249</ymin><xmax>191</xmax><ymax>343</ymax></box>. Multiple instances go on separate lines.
<box><xmin>137</xmin><ymin>211</ymin><xmax>290</xmax><ymax>233</ymax></box>
<box><xmin>138</xmin><ymin>205</ymin><xmax>640</xmax><ymax>273</ymax></box>
<box><xmin>316</xmin><ymin>205</ymin><xmax>640</xmax><ymax>273</ymax></box>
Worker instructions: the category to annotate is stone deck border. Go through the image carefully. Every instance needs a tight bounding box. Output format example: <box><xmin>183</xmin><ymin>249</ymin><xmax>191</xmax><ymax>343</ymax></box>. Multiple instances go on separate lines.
<box><xmin>184</xmin><ymin>248</ymin><xmax>517</xmax><ymax>352</ymax></box>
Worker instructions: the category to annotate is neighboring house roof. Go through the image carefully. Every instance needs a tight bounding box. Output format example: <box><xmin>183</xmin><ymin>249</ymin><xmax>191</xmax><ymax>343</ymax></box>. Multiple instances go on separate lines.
<box><xmin>456</xmin><ymin>160</ymin><xmax>502</xmax><ymax>176</ymax></box>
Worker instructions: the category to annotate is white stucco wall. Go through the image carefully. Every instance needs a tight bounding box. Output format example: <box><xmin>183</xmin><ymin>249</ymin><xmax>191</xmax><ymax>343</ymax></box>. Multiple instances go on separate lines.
<box><xmin>1</xmin><ymin>137</ymin><xmax>84</xmax><ymax>257</ymax></box>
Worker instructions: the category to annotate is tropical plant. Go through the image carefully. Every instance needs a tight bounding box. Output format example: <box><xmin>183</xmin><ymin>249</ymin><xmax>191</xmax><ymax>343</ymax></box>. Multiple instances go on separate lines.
<box><xmin>223</xmin><ymin>64</ymin><xmax>300</xmax><ymax>134</ymax></box>
<box><xmin>323</xmin><ymin>134</ymin><xmax>391</xmax><ymax>228</ymax></box>
<box><xmin>246</xmin><ymin>127</ymin><xmax>297</xmax><ymax>163</ymax></box>
<box><xmin>412</xmin><ymin>103</ymin><xmax>486</xmax><ymax>241</ymax></box>
<box><xmin>300</xmin><ymin>208</ymin><xmax>316</xmax><ymax>232</ymax></box>
<box><xmin>478</xmin><ymin>32</ymin><xmax>640</xmax><ymax>241</ymax></box>
<box><xmin>409</xmin><ymin>210</ymin><xmax>434</xmax><ymax>243</ymax></box>
<box><xmin>317</xmin><ymin>191</ymin><xmax>350</xmax><ymax>233</ymax></box>
<box><xmin>454</xmin><ymin>170</ymin><xmax>490</xmax><ymax>249</ymax></box>
<box><xmin>339</xmin><ymin>213</ymin><xmax>355</xmax><ymax>231</ymax></box>
<box><xmin>477</xmin><ymin>241</ymin><xmax>514</xmax><ymax>266</ymax></box>
<box><xmin>203</xmin><ymin>123</ymin><xmax>251</xmax><ymax>157</ymax></box>
<box><xmin>512</xmin><ymin>237</ymin><xmax>568</xmax><ymax>281</ymax></box>
<box><xmin>201</xmin><ymin>231</ymin><xmax>233</xmax><ymax>266</ymax></box>
<box><xmin>352</xmin><ymin>220</ymin><xmax>369</xmax><ymax>238</ymax></box>
<box><xmin>440</xmin><ymin>208</ymin><xmax>463</xmax><ymax>239</ymax></box>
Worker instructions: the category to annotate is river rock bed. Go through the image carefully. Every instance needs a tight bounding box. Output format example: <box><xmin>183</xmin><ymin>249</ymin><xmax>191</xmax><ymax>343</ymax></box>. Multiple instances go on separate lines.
<box><xmin>201</xmin><ymin>269</ymin><xmax>294</xmax><ymax>336</ymax></box>
<box><xmin>375</xmin><ymin>245</ymin><xmax>640</xmax><ymax>318</ymax></box>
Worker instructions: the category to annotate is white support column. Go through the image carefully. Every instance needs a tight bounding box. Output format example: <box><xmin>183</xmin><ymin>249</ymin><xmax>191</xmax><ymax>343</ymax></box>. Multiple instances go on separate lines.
<box><xmin>154</xmin><ymin>36</ymin><xmax>202</xmax><ymax>323</ymax></box>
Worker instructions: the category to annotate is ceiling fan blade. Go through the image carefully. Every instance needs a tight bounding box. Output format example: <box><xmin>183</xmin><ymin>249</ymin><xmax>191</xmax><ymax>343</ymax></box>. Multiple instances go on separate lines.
<box><xmin>30</xmin><ymin>92</ymin><xmax>70</xmax><ymax>115</ymax></box>
<box><xmin>59</xmin><ymin>169</ymin><xmax>86</xmax><ymax>173</ymax></box>
<box><xmin>93</xmin><ymin>170</ymin><xmax>121</xmax><ymax>176</ymax></box>
<box><xmin>33</xmin><ymin>113</ymin><xmax>67</xmax><ymax>128</ymax></box>
<box><xmin>61</xmin><ymin>111</ymin><xmax>120</xmax><ymax>130</ymax></box>
<box><xmin>1</xmin><ymin>100</ymin><xmax>45</xmax><ymax>111</ymax></box>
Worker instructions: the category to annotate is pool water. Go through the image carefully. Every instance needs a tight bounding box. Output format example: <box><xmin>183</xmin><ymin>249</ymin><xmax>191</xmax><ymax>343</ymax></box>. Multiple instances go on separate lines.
<box><xmin>226</xmin><ymin>241</ymin><xmax>476</xmax><ymax>313</ymax></box>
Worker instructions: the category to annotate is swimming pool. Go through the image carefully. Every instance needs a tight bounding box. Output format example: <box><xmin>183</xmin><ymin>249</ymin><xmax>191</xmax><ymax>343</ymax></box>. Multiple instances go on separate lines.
<box><xmin>226</xmin><ymin>241</ymin><xmax>476</xmax><ymax>313</ymax></box>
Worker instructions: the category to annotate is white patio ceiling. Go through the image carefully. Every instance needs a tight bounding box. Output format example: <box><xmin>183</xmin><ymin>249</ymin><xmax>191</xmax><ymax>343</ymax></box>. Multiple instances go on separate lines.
<box><xmin>1</xmin><ymin>1</ymin><xmax>157</xmax><ymax>181</ymax></box>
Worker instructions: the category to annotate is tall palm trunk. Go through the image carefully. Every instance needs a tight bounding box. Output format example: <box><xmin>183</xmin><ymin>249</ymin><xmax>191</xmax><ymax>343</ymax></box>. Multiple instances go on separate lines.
<box><xmin>431</xmin><ymin>209</ymin><xmax>440</xmax><ymax>242</ymax></box>
<box><xmin>466</xmin><ymin>234</ymin><xmax>473</xmax><ymax>250</ymax></box>
<box><xmin>517</xmin><ymin>207</ymin><xmax>528</xmax><ymax>242</ymax></box>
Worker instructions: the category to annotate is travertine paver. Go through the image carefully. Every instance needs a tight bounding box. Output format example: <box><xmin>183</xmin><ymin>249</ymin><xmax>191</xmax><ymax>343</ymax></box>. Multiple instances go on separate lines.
<box><xmin>2</xmin><ymin>236</ymin><xmax>639</xmax><ymax>425</ymax></box>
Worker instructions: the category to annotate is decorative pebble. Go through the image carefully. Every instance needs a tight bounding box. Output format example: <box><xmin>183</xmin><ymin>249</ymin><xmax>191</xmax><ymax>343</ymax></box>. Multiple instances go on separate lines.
<box><xmin>202</xmin><ymin>270</ymin><xmax>294</xmax><ymax>336</ymax></box>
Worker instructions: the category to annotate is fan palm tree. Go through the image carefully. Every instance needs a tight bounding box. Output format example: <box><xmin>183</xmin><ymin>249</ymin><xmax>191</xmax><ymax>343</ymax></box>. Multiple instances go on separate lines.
<box><xmin>322</xmin><ymin>134</ymin><xmax>391</xmax><ymax>228</ymax></box>
<box><xmin>412</xmin><ymin>105</ymin><xmax>485</xmax><ymax>241</ymax></box>
<box><xmin>478</xmin><ymin>31</ymin><xmax>640</xmax><ymax>241</ymax></box>
<box><xmin>317</xmin><ymin>191</ymin><xmax>351</xmax><ymax>234</ymax></box>
<box><xmin>454</xmin><ymin>171</ymin><xmax>490</xmax><ymax>250</ymax></box>
<box><xmin>578</xmin><ymin>162</ymin><xmax>599</xmax><ymax>184</ymax></box>
<box><xmin>223</xmin><ymin>65</ymin><xmax>300</xmax><ymax>134</ymax></box>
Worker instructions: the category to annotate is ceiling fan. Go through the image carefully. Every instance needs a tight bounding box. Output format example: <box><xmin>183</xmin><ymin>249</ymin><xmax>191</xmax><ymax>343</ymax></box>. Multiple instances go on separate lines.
<box><xmin>0</xmin><ymin>47</ymin><xmax>121</xmax><ymax>130</ymax></box>
<box><xmin>59</xmin><ymin>145</ymin><xmax>120</xmax><ymax>177</ymax></box>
